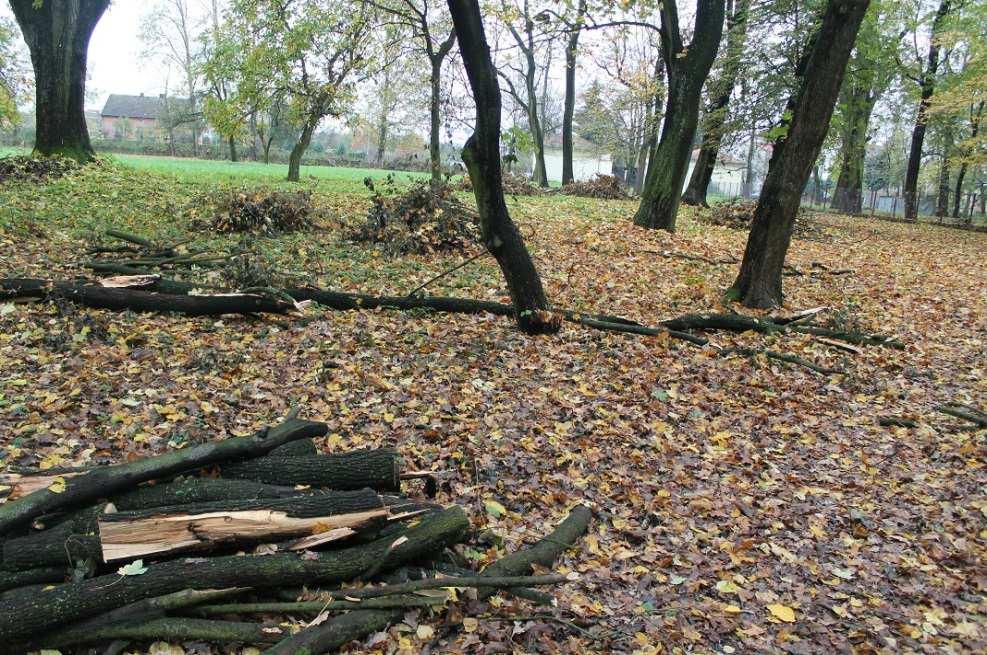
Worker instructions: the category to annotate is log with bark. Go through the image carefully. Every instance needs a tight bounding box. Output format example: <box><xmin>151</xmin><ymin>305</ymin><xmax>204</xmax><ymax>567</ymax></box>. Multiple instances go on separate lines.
<box><xmin>0</xmin><ymin>278</ymin><xmax>296</xmax><ymax>316</ymax></box>
<box><xmin>0</xmin><ymin>413</ymin><xmax>327</xmax><ymax>535</ymax></box>
<box><xmin>219</xmin><ymin>448</ymin><xmax>402</xmax><ymax>492</ymax></box>
<box><xmin>0</xmin><ymin>505</ymin><xmax>469</xmax><ymax>642</ymax></box>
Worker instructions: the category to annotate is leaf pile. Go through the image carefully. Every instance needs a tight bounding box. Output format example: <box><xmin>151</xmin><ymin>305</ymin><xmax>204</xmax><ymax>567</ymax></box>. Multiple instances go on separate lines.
<box><xmin>350</xmin><ymin>177</ymin><xmax>479</xmax><ymax>255</ymax></box>
<box><xmin>0</xmin><ymin>155</ymin><xmax>81</xmax><ymax>184</ymax></box>
<box><xmin>192</xmin><ymin>188</ymin><xmax>317</xmax><ymax>235</ymax></box>
<box><xmin>702</xmin><ymin>198</ymin><xmax>823</xmax><ymax>238</ymax></box>
<box><xmin>560</xmin><ymin>174</ymin><xmax>628</xmax><ymax>199</ymax></box>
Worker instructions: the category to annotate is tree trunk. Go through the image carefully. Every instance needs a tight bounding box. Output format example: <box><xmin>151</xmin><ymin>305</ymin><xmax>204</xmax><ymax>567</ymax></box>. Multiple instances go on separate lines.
<box><xmin>682</xmin><ymin>0</ymin><xmax>750</xmax><ymax>207</ymax></box>
<box><xmin>8</xmin><ymin>0</ymin><xmax>110</xmax><ymax>162</ymax></box>
<box><xmin>936</xmin><ymin>149</ymin><xmax>951</xmax><ymax>219</ymax></box>
<box><xmin>829</xmin><ymin>84</ymin><xmax>875</xmax><ymax>215</ymax></box>
<box><xmin>561</xmin><ymin>0</ymin><xmax>587</xmax><ymax>186</ymax></box>
<box><xmin>633</xmin><ymin>0</ymin><xmax>726</xmax><ymax>231</ymax></box>
<box><xmin>952</xmin><ymin>100</ymin><xmax>983</xmax><ymax>218</ymax></box>
<box><xmin>429</xmin><ymin>58</ymin><xmax>444</xmax><ymax>183</ymax></box>
<box><xmin>730</xmin><ymin>0</ymin><xmax>870</xmax><ymax>309</ymax></box>
<box><xmin>228</xmin><ymin>135</ymin><xmax>238</xmax><ymax>162</ymax></box>
<box><xmin>526</xmin><ymin>65</ymin><xmax>549</xmax><ymax>187</ymax></box>
<box><xmin>447</xmin><ymin>0</ymin><xmax>558</xmax><ymax>335</ymax></box>
<box><xmin>742</xmin><ymin>124</ymin><xmax>756</xmax><ymax>197</ymax></box>
<box><xmin>288</xmin><ymin>120</ymin><xmax>316</xmax><ymax>182</ymax></box>
<box><xmin>903</xmin><ymin>0</ymin><xmax>952</xmax><ymax>221</ymax></box>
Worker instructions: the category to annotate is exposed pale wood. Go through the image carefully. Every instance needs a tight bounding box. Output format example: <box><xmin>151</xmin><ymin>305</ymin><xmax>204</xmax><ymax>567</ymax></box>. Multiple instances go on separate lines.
<box><xmin>1</xmin><ymin>471</ymin><xmax>86</xmax><ymax>501</ymax></box>
<box><xmin>99</xmin><ymin>507</ymin><xmax>390</xmax><ymax>561</ymax></box>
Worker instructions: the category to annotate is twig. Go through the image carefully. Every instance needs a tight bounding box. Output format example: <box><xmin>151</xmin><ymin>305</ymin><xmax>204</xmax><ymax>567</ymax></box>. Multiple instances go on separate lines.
<box><xmin>406</xmin><ymin>250</ymin><xmax>487</xmax><ymax>298</ymax></box>
<box><xmin>720</xmin><ymin>347</ymin><xmax>842</xmax><ymax>375</ymax></box>
<box><xmin>935</xmin><ymin>404</ymin><xmax>987</xmax><ymax>428</ymax></box>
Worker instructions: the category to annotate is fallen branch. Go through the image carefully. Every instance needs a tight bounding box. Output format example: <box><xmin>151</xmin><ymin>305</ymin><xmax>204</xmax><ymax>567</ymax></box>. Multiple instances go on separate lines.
<box><xmin>478</xmin><ymin>505</ymin><xmax>592</xmax><ymax>599</ymax></box>
<box><xmin>0</xmin><ymin>412</ymin><xmax>328</xmax><ymax>535</ymax></box>
<box><xmin>719</xmin><ymin>347</ymin><xmax>843</xmax><ymax>376</ymax></box>
<box><xmin>935</xmin><ymin>404</ymin><xmax>987</xmax><ymax>428</ymax></box>
<box><xmin>263</xmin><ymin>609</ymin><xmax>402</xmax><ymax>655</ymax></box>
<box><xmin>877</xmin><ymin>416</ymin><xmax>919</xmax><ymax>428</ymax></box>
<box><xmin>0</xmin><ymin>565</ymin><xmax>66</xmax><ymax>592</ymax></box>
<box><xmin>0</xmin><ymin>278</ymin><xmax>295</xmax><ymax>316</ymax></box>
<box><xmin>44</xmin><ymin>617</ymin><xmax>282</xmax><ymax>649</ymax></box>
<box><xmin>191</xmin><ymin>594</ymin><xmax>445</xmax><ymax>616</ymax></box>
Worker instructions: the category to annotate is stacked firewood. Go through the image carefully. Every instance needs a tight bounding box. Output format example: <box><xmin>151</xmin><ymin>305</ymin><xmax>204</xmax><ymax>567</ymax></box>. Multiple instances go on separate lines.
<box><xmin>0</xmin><ymin>412</ymin><xmax>591</xmax><ymax>654</ymax></box>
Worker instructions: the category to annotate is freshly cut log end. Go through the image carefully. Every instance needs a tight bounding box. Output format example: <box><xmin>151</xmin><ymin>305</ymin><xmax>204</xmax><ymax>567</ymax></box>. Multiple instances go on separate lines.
<box><xmin>220</xmin><ymin>449</ymin><xmax>402</xmax><ymax>492</ymax></box>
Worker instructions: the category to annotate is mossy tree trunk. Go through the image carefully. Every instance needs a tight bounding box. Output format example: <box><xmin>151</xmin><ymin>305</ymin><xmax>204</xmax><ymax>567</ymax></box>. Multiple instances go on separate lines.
<box><xmin>633</xmin><ymin>0</ymin><xmax>726</xmax><ymax>231</ymax></box>
<box><xmin>8</xmin><ymin>0</ymin><xmax>110</xmax><ymax>163</ymax></box>
<box><xmin>730</xmin><ymin>0</ymin><xmax>870</xmax><ymax>309</ymax></box>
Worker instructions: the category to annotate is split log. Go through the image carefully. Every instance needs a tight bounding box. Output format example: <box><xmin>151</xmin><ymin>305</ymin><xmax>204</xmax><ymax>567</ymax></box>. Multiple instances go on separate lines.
<box><xmin>0</xmin><ymin>505</ymin><xmax>468</xmax><ymax>642</ymax></box>
<box><xmin>478</xmin><ymin>505</ymin><xmax>592</xmax><ymax>599</ymax></box>
<box><xmin>0</xmin><ymin>278</ymin><xmax>295</xmax><ymax>316</ymax></box>
<box><xmin>98</xmin><ymin>489</ymin><xmax>388</xmax><ymax>561</ymax></box>
<box><xmin>264</xmin><ymin>609</ymin><xmax>402</xmax><ymax>655</ymax></box>
<box><xmin>220</xmin><ymin>449</ymin><xmax>402</xmax><ymax>492</ymax></box>
<box><xmin>0</xmin><ymin>565</ymin><xmax>66</xmax><ymax>592</ymax></box>
<box><xmin>0</xmin><ymin>413</ymin><xmax>328</xmax><ymax>535</ymax></box>
<box><xmin>936</xmin><ymin>404</ymin><xmax>987</xmax><ymax>428</ymax></box>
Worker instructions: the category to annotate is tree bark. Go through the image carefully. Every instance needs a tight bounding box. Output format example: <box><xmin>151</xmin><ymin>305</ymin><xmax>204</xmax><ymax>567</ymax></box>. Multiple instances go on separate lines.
<box><xmin>829</xmin><ymin>82</ymin><xmax>877</xmax><ymax>214</ymax></box>
<box><xmin>730</xmin><ymin>0</ymin><xmax>870</xmax><ymax>308</ymax></box>
<box><xmin>220</xmin><ymin>449</ymin><xmax>401</xmax><ymax>492</ymax></box>
<box><xmin>228</xmin><ymin>134</ymin><xmax>239</xmax><ymax>162</ymax></box>
<box><xmin>112</xmin><ymin>478</ymin><xmax>302</xmax><ymax>512</ymax></box>
<box><xmin>561</xmin><ymin>0</ymin><xmax>587</xmax><ymax>186</ymax></box>
<box><xmin>0</xmin><ymin>566</ymin><xmax>66</xmax><ymax>593</ymax></box>
<box><xmin>0</xmin><ymin>505</ymin><xmax>468</xmax><ymax>643</ymax></box>
<box><xmin>0</xmin><ymin>414</ymin><xmax>327</xmax><ymax>535</ymax></box>
<box><xmin>288</xmin><ymin>120</ymin><xmax>317</xmax><ymax>182</ymax></box>
<box><xmin>682</xmin><ymin>0</ymin><xmax>750</xmax><ymax>207</ymax></box>
<box><xmin>634</xmin><ymin>0</ymin><xmax>726</xmax><ymax>231</ymax></box>
<box><xmin>935</xmin><ymin>145</ymin><xmax>951</xmax><ymax>219</ymax></box>
<box><xmin>952</xmin><ymin>100</ymin><xmax>983</xmax><ymax>218</ymax></box>
<box><xmin>8</xmin><ymin>0</ymin><xmax>110</xmax><ymax>162</ymax></box>
<box><xmin>903</xmin><ymin>0</ymin><xmax>952</xmax><ymax>221</ymax></box>
<box><xmin>447</xmin><ymin>0</ymin><xmax>558</xmax><ymax>335</ymax></box>
<box><xmin>264</xmin><ymin>610</ymin><xmax>401</xmax><ymax>655</ymax></box>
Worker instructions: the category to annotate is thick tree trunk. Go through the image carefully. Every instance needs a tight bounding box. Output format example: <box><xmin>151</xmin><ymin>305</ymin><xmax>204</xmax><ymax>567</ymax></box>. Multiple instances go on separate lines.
<box><xmin>561</xmin><ymin>0</ymin><xmax>587</xmax><ymax>186</ymax></box>
<box><xmin>903</xmin><ymin>0</ymin><xmax>951</xmax><ymax>221</ymax></box>
<box><xmin>8</xmin><ymin>0</ymin><xmax>110</xmax><ymax>162</ymax></box>
<box><xmin>830</xmin><ymin>84</ymin><xmax>875</xmax><ymax>215</ymax></box>
<box><xmin>731</xmin><ymin>0</ymin><xmax>870</xmax><ymax>308</ymax></box>
<box><xmin>447</xmin><ymin>0</ymin><xmax>558</xmax><ymax>335</ymax></box>
<box><xmin>682</xmin><ymin>0</ymin><xmax>750</xmax><ymax>207</ymax></box>
<box><xmin>1</xmin><ymin>506</ymin><xmax>469</xmax><ymax>644</ymax></box>
<box><xmin>0</xmin><ymin>415</ymin><xmax>327</xmax><ymax>535</ymax></box>
<box><xmin>633</xmin><ymin>0</ymin><xmax>726</xmax><ymax>231</ymax></box>
<box><xmin>288</xmin><ymin>120</ymin><xmax>316</xmax><ymax>182</ymax></box>
<box><xmin>228</xmin><ymin>135</ymin><xmax>238</xmax><ymax>162</ymax></box>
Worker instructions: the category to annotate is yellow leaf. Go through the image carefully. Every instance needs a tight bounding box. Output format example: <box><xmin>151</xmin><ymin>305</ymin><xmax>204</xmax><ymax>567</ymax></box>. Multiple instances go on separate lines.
<box><xmin>723</xmin><ymin>604</ymin><xmax>742</xmax><ymax>613</ymax></box>
<box><xmin>767</xmin><ymin>604</ymin><xmax>796</xmax><ymax>623</ymax></box>
<box><xmin>462</xmin><ymin>617</ymin><xmax>478</xmax><ymax>633</ymax></box>
<box><xmin>484</xmin><ymin>499</ymin><xmax>507</xmax><ymax>518</ymax></box>
<box><xmin>47</xmin><ymin>477</ymin><xmax>66</xmax><ymax>494</ymax></box>
<box><xmin>416</xmin><ymin>624</ymin><xmax>435</xmax><ymax>640</ymax></box>
<box><xmin>716</xmin><ymin>579</ymin><xmax>742</xmax><ymax>594</ymax></box>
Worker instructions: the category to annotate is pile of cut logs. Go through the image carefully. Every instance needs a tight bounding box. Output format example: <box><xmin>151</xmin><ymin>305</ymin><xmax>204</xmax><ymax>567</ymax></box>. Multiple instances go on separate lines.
<box><xmin>0</xmin><ymin>411</ymin><xmax>591</xmax><ymax>654</ymax></box>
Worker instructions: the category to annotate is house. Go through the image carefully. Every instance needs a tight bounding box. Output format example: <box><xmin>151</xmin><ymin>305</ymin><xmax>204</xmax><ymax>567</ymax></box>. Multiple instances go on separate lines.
<box><xmin>99</xmin><ymin>94</ymin><xmax>194</xmax><ymax>141</ymax></box>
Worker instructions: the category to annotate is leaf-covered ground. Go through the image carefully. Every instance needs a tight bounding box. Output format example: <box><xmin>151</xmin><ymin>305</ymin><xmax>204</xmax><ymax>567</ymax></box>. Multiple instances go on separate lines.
<box><xmin>1</xmin><ymin>159</ymin><xmax>985</xmax><ymax>655</ymax></box>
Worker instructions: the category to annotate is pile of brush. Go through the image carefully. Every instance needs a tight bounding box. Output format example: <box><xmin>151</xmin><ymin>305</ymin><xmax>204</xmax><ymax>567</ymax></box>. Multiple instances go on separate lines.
<box><xmin>560</xmin><ymin>175</ymin><xmax>627</xmax><ymax>200</ymax></box>
<box><xmin>0</xmin><ymin>155</ymin><xmax>80</xmax><ymax>184</ymax></box>
<box><xmin>0</xmin><ymin>411</ymin><xmax>590</xmax><ymax>654</ymax></box>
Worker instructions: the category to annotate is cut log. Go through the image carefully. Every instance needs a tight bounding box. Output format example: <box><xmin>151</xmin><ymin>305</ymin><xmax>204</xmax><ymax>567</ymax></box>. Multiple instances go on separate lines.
<box><xmin>99</xmin><ymin>490</ymin><xmax>388</xmax><ymax>562</ymax></box>
<box><xmin>3</xmin><ymin>515</ymin><xmax>102</xmax><ymax>569</ymax></box>
<box><xmin>269</xmin><ymin>438</ymin><xmax>319</xmax><ymax>457</ymax></box>
<box><xmin>0</xmin><ymin>565</ymin><xmax>66</xmax><ymax>592</ymax></box>
<box><xmin>478</xmin><ymin>505</ymin><xmax>592</xmax><ymax>599</ymax></box>
<box><xmin>0</xmin><ymin>278</ymin><xmax>296</xmax><ymax>316</ymax></box>
<box><xmin>220</xmin><ymin>449</ymin><xmax>401</xmax><ymax>492</ymax></box>
<box><xmin>263</xmin><ymin>609</ymin><xmax>402</xmax><ymax>655</ymax></box>
<box><xmin>0</xmin><ymin>413</ymin><xmax>328</xmax><ymax>535</ymax></box>
<box><xmin>0</xmin><ymin>505</ymin><xmax>468</xmax><ymax>642</ymax></box>
<box><xmin>112</xmin><ymin>478</ymin><xmax>302</xmax><ymax>512</ymax></box>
